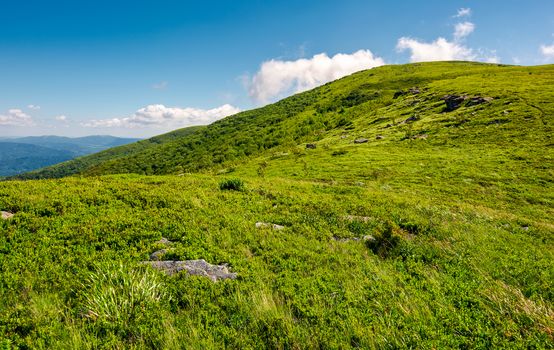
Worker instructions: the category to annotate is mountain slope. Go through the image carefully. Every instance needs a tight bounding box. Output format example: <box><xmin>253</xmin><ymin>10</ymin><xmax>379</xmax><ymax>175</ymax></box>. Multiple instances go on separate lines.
<box><xmin>12</xmin><ymin>126</ymin><xmax>204</xmax><ymax>179</ymax></box>
<box><xmin>0</xmin><ymin>142</ymin><xmax>74</xmax><ymax>176</ymax></box>
<box><xmin>15</xmin><ymin>61</ymin><xmax>553</xmax><ymax>180</ymax></box>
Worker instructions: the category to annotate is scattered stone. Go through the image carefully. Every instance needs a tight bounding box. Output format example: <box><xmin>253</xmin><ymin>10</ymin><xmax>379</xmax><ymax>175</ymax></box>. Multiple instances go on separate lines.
<box><xmin>157</xmin><ymin>237</ymin><xmax>172</xmax><ymax>245</ymax></box>
<box><xmin>1</xmin><ymin>211</ymin><xmax>14</xmax><ymax>220</ymax></box>
<box><xmin>466</xmin><ymin>96</ymin><xmax>493</xmax><ymax>106</ymax></box>
<box><xmin>306</xmin><ymin>143</ymin><xmax>317</xmax><ymax>149</ymax></box>
<box><xmin>144</xmin><ymin>260</ymin><xmax>237</xmax><ymax>281</ymax></box>
<box><xmin>403</xmin><ymin>115</ymin><xmax>420</xmax><ymax>123</ymax></box>
<box><xmin>354</xmin><ymin>138</ymin><xmax>368</xmax><ymax>144</ymax></box>
<box><xmin>375</xmin><ymin>135</ymin><xmax>385</xmax><ymax>140</ymax></box>
<box><xmin>502</xmin><ymin>110</ymin><xmax>510</xmax><ymax>115</ymax></box>
<box><xmin>409</xmin><ymin>87</ymin><xmax>421</xmax><ymax>94</ymax></box>
<box><xmin>412</xmin><ymin>134</ymin><xmax>429</xmax><ymax>140</ymax></box>
<box><xmin>150</xmin><ymin>249</ymin><xmax>169</xmax><ymax>261</ymax></box>
<box><xmin>443</xmin><ymin>95</ymin><xmax>492</xmax><ymax>111</ymax></box>
<box><xmin>521</xmin><ymin>226</ymin><xmax>530</xmax><ymax>231</ymax></box>
<box><xmin>354</xmin><ymin>181</ymin><xmax>365</xmax><ymax>187</ymax></box>
<box><xmin>443</xmin><ymin>95</ymin><xmax>468</xmax><ymax>111</ymax></box>
<box><xmin>256</xmin><ymin>222</ymin><xmax>285</xmax><ymax>230</ymax></box>
<box><xmin>393</xmin><ymin>90</ymin><xmax>405</xmax><ymax>99</ymax></box>
<box><xmin>344</xmin><ymin>215</ymin><xmax>373</xmax><ymax>223</ymax></box>
<box><xmin>333</xmin><ymin>235</ymin><xmax>375</xmax><ymax>243</ymax></box>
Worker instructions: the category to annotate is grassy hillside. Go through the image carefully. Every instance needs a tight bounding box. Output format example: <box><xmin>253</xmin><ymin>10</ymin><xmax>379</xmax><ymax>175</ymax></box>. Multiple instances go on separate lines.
<box><xmin>0</xmin><ymin>62</ymin><xmax>553</xmax><ymax>348</ymax></box>
<box><xmin>14</xmin><ymin>61</ymin><xmax>553</xmax><ymax>179</ymax></box>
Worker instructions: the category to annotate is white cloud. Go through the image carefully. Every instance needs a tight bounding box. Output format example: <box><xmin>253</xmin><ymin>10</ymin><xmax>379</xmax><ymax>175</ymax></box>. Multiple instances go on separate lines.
<box><xmin>246</xmin><ymin>50</ymin><xmax>385</xmax><ymax>104</ymax></box>
<box><xmin>455</xmin><ymin>8</ymin><xmax>471</xmax><ymax>18</ymax></box>
<box><xmin>397</xmin><ymin>37</ymin><xmax>475</xmax><ymax>62</ymax></box>
<box><xmin>540</xmin><ymin>44</ymin><xmax>554</xmax><ymax>59</ymax></box>
<box><xmin>55</xmin><ymin>115</ymin><xmax>68</xmax><ymax>122</ymax></box>
<box><xmin>82</xmin><ymin>104</ymin><xmax>240</xmax><ymax>129</ymax></box>
<box><xmin>27</xmin><ymin>104</ymin><xmax>41</xmax><ymax>110</ymax></box>
<box><xmin>454</xmin><ymin>22</ymin><xmax>475</xmax><ymax>41</ymax></box>
<box><xmin>0</xmin><ymin>109</ymin><xmax>34</xmax><ymax>126</ymax></box>
<box><xmin>152</xmin><ymin>81</ymin><xmax>168</xmax><ymax>89</ymax></box>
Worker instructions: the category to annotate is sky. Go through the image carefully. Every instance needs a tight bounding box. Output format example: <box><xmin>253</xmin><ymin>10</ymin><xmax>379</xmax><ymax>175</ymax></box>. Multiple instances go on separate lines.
<box><xmin>1</xmin><ymin>0</ymin><xmax>553</xmax><ymax>138</ymax></box>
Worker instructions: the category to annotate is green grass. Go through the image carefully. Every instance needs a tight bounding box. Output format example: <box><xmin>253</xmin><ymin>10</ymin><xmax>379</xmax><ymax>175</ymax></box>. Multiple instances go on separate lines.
<box><xmin>0</xmin><ymin>61</ymin><xmax>553</xmax><ymax>348</ymax></box>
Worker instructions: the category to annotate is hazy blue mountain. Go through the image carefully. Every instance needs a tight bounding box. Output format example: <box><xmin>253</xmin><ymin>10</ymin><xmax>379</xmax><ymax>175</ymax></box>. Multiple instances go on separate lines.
<box><xmin>0</xmin><ymin>135</ymin><xmax>140</xmax><ymax>177</ymax></box>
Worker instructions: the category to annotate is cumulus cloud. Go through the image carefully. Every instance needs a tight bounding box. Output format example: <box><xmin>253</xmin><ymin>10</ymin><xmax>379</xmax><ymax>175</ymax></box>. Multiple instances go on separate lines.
<box><xmin>455</xmin><ymin>8</ymin><xmax>471</xmax><ymax>18</ymax></box>
<box><xmin>82</xmin><ymin>104</ymin><xmax>240</xmax><ymax>129</ymax></box>
<box><xmin>27</xmin><ymin>104</ymin><xmax>41</xmax><ymax>110</ymax></box>
<box><xmin>246</xmin><ymin>50</ymin><xmax>385</xmax><ymax>104</ymax></box>
<box><xmin>396</xmin><ymin>10</ymin><xmax>498</xmax><ymax>63</ymax></box>
<box><xmin>0</xmin><ymin>109</ymin><xmax>34</xmax><ymax>126</ymax></box>
<box><xmin>454</xmin><ymin>22</ymin><xmax>475</xmax><ymax>40</ymax></box>
<box><xmin>55</xmin><ymin>115</ymin><xmax>68</xmax><ymax>122</ymax></box>
<box><xmin>397</xmin><ymin>37</ymin><xmax>475</xmax><ymax>62</ymax></box>
<box><xmin>540</xmin><ymin>44</ymin><xmax>554</xmax><ymax>59</ymax></box>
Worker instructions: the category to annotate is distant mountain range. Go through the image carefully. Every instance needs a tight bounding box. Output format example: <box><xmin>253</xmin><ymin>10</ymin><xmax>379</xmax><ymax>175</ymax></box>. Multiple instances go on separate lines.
<box><xmin>0</xmin><ymin>135</ymin><xmax>140</xmax><ymax>177</ymax></box>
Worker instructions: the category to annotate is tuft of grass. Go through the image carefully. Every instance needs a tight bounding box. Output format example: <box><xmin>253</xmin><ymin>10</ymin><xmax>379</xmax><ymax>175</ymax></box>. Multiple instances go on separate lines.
<box><xmin>80</xmin><ymin>263</ymin><xmax>168</xmax><ymax>326</ymax></box>
<box><xmin>219</xmin><ymin>178</ymin><xmax>246</xmax><ymax>191</ymax></box>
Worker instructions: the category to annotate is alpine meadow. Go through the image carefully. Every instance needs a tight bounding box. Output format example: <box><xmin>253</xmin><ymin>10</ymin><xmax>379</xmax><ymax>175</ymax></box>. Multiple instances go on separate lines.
<box><xmin>1</xmin><ymin>61</ymin><xmax>553</xmax><ymax>349</ymax></box>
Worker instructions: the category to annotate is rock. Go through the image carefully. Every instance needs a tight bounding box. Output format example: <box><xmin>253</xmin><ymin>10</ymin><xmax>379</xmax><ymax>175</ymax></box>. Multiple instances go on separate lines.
<box><xmin>409</xmin><ymin>87</ymin><xmax>421</xmax><ymax>94</ymax></box>
<box><xmin>256</xmin><ymin>222</ymin><xmax>285</xmax><ymax>230</ymax></box>
<box><xmin>403</xmin><ymin>115</ymin><xmax>420</xmax><ymax>123</ymax></box>
<box><xmin>340</xmin><ymin>135</ymin><xmax>348</xmax><ymax>139</ymax></box>
<box><xmin>354</xmin><ymin>138</ymin><xmax>368</xmax><ymax>144</ymax></box>
<box><xmin>393</xmin><ymin>90</ymin><xmax>405</xmax><ymax>99</ymax></box>
<box><xmin>466</xmin><ymin>96</ymin><xmax>493</xmax><ymax>106</ymax></box>
<box><xmin>354</xmin><ymin>181</ymin><xmax>365</xmax><ymax>187</ymax></box>
<box><xmin>306</xmin><ymin>143</ymin><xmax>317</xmax><ymax>149</ymax></box>
<box><xmin>375</xmin><ymin>135</ymin><xmax>385</xmax><ymax>140</ymax></box>
<box><xmin>333</xmin><ymin>235</ymin><xmax>375</xmax><ymax>243</ymax></box>
<box><xmin>156</xmin><ymin>237</ymin><xmax>172</xmax><ymax>245</ymax></box>
<box><xmin>443</xmin><ymin>95</ymin><xmax>468</xmax><ymax>111</ymax></box>
<box><xmin>412</xmin><ymin>134</ymin><xmax>428</xmax><ymax>140</ymax></box>
<box><xmin>344</xmin><ymin>215</ymin><xmax>373</xmax><ymax>223</ymax></box>
<box><xmin>144</xmin><ymin>260</ymin><xmax>237</xmax><ymax>281</ymax></box>
<box><xmin>150</xmin><ymin>249</ymin><xmax>168</xmax><ymax>261</ymax></box>
<box><xmin>1</xmin><ymin>211</ymin><xmax>14</xmax><ymax>220</ymax></box>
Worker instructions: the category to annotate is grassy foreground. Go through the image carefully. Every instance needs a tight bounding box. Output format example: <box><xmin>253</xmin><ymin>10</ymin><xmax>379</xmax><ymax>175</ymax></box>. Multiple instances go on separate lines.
<box><xmin>0</xmin><ymin>171</ymin><xmax>552</xmax><ymax>349</ymax></box>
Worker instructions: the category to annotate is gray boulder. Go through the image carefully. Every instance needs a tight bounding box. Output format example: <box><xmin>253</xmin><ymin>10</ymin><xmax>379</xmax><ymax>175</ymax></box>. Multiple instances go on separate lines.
<box><xmin>354</xmin><ymin>138</ymin><xmax>368</xmax><ymax>144</ymax></box>
<box><xmin>144</xmin><ymin>259</ymin><xmax>237</xmax><ymax>281</ymax></box>
<box><xmin>150</xmin><ymin>249</ymin><xmax>168</xmax><ymax>261</ymax></box>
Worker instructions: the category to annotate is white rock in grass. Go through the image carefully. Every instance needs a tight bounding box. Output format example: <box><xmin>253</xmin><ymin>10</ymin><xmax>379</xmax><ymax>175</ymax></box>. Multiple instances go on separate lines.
<box><xmin>255</xmin><ymin>222</ymin><xmax>285</xmax><ymax>230</ymax></box>
<box><xmin>1</xmin><ymin>211</ymin><xmax>14</xmax><ymax>220</ymax></box>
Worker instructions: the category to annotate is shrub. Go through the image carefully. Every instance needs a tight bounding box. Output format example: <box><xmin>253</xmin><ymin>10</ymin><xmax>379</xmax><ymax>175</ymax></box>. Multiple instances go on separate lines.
<box><xmin>219</xmin><ymin>178</ymin><xmax>246</xmax><ymax>191</ymax></box>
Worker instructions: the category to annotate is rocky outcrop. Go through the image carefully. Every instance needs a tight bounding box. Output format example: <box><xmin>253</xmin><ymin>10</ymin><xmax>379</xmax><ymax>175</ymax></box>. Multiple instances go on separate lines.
<box><xmin>144</xmin><ymin>259</ymin><xmax>237</xmax><ymax>281</ymax></box>
<box><xmin>443</xmin><ymin>95</ymin><xmax>493</xmax><ymax>111</ymax></box>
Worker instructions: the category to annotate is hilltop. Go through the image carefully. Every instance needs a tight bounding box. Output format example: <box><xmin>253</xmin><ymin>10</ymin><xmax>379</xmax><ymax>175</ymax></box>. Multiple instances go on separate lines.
<box><xmin>0</xmin><ymin>62</ymin><xmax>552</xmax><ymax>349</ymax></box>
<box><xmin>14</xmin><ymin>61</ymin><xmax>553</xmax><ymax>179</ymax></box>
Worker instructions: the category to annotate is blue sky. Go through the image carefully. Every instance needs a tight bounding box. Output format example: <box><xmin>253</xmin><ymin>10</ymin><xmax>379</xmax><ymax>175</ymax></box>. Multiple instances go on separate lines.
<box><xmin>1</xmin><ymin>0</ymin><xmax>553</xmax><ymax>138</ymax></box>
